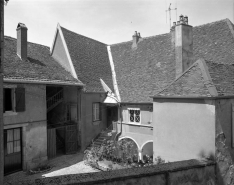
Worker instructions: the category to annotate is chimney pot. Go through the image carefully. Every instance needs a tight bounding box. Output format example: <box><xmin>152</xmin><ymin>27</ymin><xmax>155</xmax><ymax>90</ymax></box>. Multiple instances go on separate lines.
<box><xmin>138</xmin><ymin>32</ymin><xmax>141</xmax><ymax>38</ymax></box>
<box><xmin>179</xmin><ymin>15</ymin><xmax>184</xmax><ymax>23</ymax></box>
<box><xmin>184</xmin><ymin>16</ymin><xmax>188</xmax><ymax>24</ymax></box>
<box><xmin>16</xmin><ymin>23</ymin><xmax>28</xmax><ymax>60</ymax></box>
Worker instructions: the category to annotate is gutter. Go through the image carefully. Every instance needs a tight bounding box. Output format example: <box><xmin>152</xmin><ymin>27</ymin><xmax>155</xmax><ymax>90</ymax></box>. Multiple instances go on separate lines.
<box><xmin>151</xmin><ymin>95</ymin><xmax>234</xmax><ymax>100</ymax></box>
<box><xmin>4</xmin><ymin>78</ymin><xmax>84</xmax><ymax>86</ymax></box>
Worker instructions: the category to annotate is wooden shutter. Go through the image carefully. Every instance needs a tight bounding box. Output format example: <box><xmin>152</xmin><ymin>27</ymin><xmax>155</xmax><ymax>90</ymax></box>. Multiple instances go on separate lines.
<box><xmin>15</xmin><ymin>88</ymin><xmax>25</xmax><ymax>112</ymax></box>
<box><xmin>232</xmin><ymin>103</ymin><xmax>234</xmax><ymax>148</ymax></box>
<box><xmin>99</xmin><ymin>103</ymin><xmax>102</xmax><ymax>121</ymax></box>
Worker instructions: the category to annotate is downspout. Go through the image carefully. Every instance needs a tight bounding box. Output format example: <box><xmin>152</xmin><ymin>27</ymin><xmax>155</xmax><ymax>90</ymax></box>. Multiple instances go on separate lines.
<box><xmin>114</xmin><ymin>102</ymin><xmax>122</xmax><ymax>141</ymax></box>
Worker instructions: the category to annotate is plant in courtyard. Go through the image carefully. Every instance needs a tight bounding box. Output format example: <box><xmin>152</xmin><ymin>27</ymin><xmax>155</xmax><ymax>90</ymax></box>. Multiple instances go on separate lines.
<box><xmin>84</xmin><ymin>145</ymin><xmax>102</xmax><ymax>165</ymax></box>
<box><xmin>102</xmin><ymin>140</ymin><xmax>116</xmax><ymax>160</ymax></box>
<box><xmin>154</xmin><ymin>156</ymin><xmax>165</xmax><ymax>165</ymax></box>
<box><xmin>117</xmin><ymin>139</ymin><xmax>138</xmax><ymax>165</ymax></box>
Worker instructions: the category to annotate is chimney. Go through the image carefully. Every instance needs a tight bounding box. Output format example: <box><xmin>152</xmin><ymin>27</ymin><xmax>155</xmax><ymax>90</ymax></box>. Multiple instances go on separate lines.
<box><xmin>16</xmin><ymin>23</ymin><xmax>28</xmax><ymax>60</ymax></box>
<box><xmin>132</xmin><ymin>31</ymin><xmax>141</xmax><ymax>49</ymax></box>
<box><xmin>172</xmin><ymin>15</ymin><xmax>193</xmax><ymax>78</ymax></box>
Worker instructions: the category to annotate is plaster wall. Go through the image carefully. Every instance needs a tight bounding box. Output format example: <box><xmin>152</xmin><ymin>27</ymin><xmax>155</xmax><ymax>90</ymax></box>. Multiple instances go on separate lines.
<box><xmin>4</xmin><ymin>84</ymin><xmax>46</xmax><ymax>125</ymax></box>
<box><xmin>51</xmin><ymin>31</ymin><xmax>72</xmax><ymax>74</ymax></box>
<box><xmin>28</xmin><ymin>160</ymin><xmax>216</xmax><ymax>185</ymax></box>
<box><xmin>118</xmin><ymin>123</ymin><xmax>153</xmax><ymax>150</ymax></box>
<box><xmin>153</xmin><ymin>99</ymin><xmax>215</xmax><ymax>162</ymax></box>
<box><xmin>3</xmin><ymin>83</ymin><xmax>47</xmax><ymax>170</ymax></box>
<box><xmin>81</xmin><ymin>92</ymin><xmax>107</xmax><ymax>151</ymax></box>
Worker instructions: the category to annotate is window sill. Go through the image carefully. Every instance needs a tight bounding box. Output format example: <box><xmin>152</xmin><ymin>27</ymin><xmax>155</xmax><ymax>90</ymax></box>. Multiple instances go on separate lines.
<box><xmin>4</xmin><ymin>111</ymin><xmax>18</xmax><ymax>117</ymax></box>
<box><xmin>92</xmin><ymin>120</ymin><xmax>101</xmax><ymax>126</ymax></box>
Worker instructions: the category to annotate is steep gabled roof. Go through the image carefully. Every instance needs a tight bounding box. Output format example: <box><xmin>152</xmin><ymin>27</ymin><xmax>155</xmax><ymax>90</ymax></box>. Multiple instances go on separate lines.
<box><xmin>60</xmin><ymin>27</ymin><xmax>114</xmax><ymax>92</ymax></box>
<box><xmin>110</xmin><ymin>19</ymin><xmax>234</xmax><ymax>102</ymax></box>
<box><xmin>4</xmin><ymin>36</ymin><xmax>83</xmax><ymax>86</ymax></box>
<box><xmin>156</xmin><ymin>59</ymin><xmax>234</xmax><ymax>97</ymax></box>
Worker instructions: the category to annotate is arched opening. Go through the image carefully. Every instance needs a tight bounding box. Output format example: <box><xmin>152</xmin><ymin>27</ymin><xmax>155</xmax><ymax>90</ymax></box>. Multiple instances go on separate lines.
<box><xmin>118</xmin><ymin>137</ymin><xmax>139</xmax><ymax>162</ymax></box>
<box><xmin>141</xmin><ymin>141</ymin><xmax>153</xmax><ymax>162</ymax></box>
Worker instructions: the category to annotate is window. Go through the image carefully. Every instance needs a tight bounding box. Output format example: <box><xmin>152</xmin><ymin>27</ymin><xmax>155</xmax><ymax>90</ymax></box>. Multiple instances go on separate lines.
<box><xmin>128</xmin><ymin>108</ymin><xmax>141</xmax><ymax>123</ymax></box>
<box><xmin>4</xmin><ymin>128</ymin><xmax>21</xmax><ymax>155</ymax></box>
<box><xmin>93</xmin><ymin>103</ymin><xmax>101</xmax><ymax>121</ymax></box>
<box><xmin>4</xmin><ymin>87</ymin><xmax>25</xmax><ymax>113</ymax></box>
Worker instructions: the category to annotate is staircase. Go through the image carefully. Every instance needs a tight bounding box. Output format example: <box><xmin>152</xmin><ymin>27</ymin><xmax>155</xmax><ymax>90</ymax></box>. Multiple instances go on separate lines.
<box><xmin>47</xmin><ymin>89</ymin><xmax>63</xmax><ymax>112</ymax></box>
<box><xmin>86</xmin><ymin>129</ymin><xmax>113</xmax><ymax>150</ymax></box>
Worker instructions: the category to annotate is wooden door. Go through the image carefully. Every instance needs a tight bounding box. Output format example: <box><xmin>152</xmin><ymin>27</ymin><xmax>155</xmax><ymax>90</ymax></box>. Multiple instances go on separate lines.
<box><xmin>4</xmin><ymin>128</ymin><xmax>22</xmax><ymax>175</ymax></box>
<box><xmin>65</xmin><ymin>125</ymin><xmax>77</xmax><ymax>154</ymax></box>
<box><xmin>47</xmin><ymin>128</ymin><xmax>56</xmax><ymax>159</ymax></box>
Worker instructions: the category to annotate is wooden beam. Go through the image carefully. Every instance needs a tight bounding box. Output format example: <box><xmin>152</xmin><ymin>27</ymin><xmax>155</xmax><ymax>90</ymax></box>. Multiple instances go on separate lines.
<box><xmin>0</xmin><ymin>0</ymin><xmax>4</xmax><ymax>183</ymax></box>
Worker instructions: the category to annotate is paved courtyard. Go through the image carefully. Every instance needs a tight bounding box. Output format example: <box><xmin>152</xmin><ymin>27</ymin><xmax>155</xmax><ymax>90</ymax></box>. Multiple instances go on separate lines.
<box><xmin>4</xmin><ymin>152</ymin><xmax>100</xmax><ymax>185</ymax></box>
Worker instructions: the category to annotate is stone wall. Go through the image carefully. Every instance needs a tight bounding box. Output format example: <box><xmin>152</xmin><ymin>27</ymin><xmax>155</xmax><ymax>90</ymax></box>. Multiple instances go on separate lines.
<box><xmin>22</xmin><ymin>159</ymin><xmax>216</xmax><ymax>185</ymax></box>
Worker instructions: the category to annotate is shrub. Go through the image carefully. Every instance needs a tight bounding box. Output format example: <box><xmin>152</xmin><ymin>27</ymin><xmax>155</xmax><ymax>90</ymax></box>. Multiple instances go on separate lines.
<box><xmin>154</xmin><ymin>156</ymin><xmax>165</xmax><ymax>165</ymax></box>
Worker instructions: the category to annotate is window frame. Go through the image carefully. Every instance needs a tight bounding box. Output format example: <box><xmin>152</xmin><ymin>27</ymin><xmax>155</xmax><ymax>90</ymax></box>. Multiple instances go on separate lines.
<box><xmin>4</xmin><ymin>86</ymin><xmax>26</xmax><ymax>116</ymax></box>
<box><xmin>128</xmin><ymin>108</ymin><xmax>141</xmax><ymax>124</ymax></box>
<box><xmin>93</xmin><ymin>103</ymin><xmax>101</xmax><ymax>122</ymax></box>
<box><xmin>4</xmin><ymin>128</ymin><xmax>22</xmax><ymax>156</ymax></box>
<box><xmin>4</xmin><ymin>88</ymin><xmax>16</xmax><ymax>114</ymax></box>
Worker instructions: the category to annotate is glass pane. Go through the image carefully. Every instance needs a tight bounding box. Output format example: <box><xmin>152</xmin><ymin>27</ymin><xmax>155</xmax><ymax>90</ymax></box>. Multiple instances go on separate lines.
<box><xmin>14</xmin><ymin>128</ymin><xmax>20</xmax><ymax>140</ymax></box>
<box><xmin>7</xmin><ymin>142</ymin><xmax>13</xmax><ymax>154</ymax></box>
<box><xmin>7</xmin><ymin>130</ymin><xmax>13</xmax><ymax>142</ymax></box>
<box><xmin>14</xmin><ymin>140</ymin><xmax>21</xmax><ymax>152</ymax></box>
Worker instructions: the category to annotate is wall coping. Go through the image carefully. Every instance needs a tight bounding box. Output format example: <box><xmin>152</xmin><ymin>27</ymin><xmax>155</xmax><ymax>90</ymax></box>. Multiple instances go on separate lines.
<box><xmin>22</xmin><ymin>159</ymin><xmax>215</xmax><ymax>185</ymax></box>
<box><xmin>118</xmin><ymin>121</ymin><xmax>153</xmax><ymax>128</ymax></box>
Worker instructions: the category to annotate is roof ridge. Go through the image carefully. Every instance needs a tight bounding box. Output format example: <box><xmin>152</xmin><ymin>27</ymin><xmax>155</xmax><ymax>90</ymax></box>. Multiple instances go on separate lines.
<box><xmin>110</xmin><ymin>33</ymin><xmax>170</xmax><ymax>46</ymax></box>
<box><xmin>193</xmin><ymin>18</ymin><xmax>229</xmax><ymax>29</ymax></box>
<box><xmin>4</xmin><ymin>35</ymin><xmax>50</xmax><ymax>49</ymax></box>
<box><xmin>111</xmin><ymin>19</ymin><xmax>229</xmax><ymax>47</ymax></box>
<box><xmin>60</xmin><ymin>26</ymin><xmax>107</xmax><ymax>46</ymax></box>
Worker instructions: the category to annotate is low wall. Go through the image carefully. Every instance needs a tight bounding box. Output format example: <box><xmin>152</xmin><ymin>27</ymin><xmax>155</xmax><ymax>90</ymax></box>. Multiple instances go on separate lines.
<box><xmin>21</xmin><ymin>159</ymin><xmax>216</xmax><ymax>185</ymax></box>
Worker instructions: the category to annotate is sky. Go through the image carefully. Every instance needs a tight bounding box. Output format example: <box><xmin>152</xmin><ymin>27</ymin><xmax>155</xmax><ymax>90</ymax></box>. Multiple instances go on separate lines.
<box><xmin>3</xmin><ymin>0</ymin><xmax>234</xmax><ymax>47</ymax></box>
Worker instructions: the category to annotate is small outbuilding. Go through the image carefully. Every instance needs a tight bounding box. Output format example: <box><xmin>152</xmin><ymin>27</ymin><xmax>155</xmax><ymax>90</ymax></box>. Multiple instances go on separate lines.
<box><xmin>152</xmin><ymin>58</ymin><xmax>234</xmax><ymax>184</ymax></box>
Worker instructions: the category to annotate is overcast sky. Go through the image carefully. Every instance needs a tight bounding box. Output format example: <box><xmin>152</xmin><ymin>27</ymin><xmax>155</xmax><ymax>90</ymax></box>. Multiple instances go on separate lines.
<box><xmin>4</xmin><ymin>0</ymin><xmax>233</xmax><ymax>47</ymax></box>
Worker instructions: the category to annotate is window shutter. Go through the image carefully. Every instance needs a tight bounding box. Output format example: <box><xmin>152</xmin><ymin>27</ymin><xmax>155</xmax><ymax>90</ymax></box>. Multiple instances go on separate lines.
<box><xmin>92</xmin><ymin>103</ymin><xmax>95</xmax><ymax>121</ymax></box>
<box><xmin>15</xmin><ymin>88</ymin><xmax>25</xmax><ymax>112</ymax></box>
<box><xmin>99</xmin><ymin>103</ymin><xmax>102</xmax><ymax>121</ymax></box>
<box><xmin>232</xmin><ymin>103</ymin><xmax>234</xmax><ymax>148</ymax></box>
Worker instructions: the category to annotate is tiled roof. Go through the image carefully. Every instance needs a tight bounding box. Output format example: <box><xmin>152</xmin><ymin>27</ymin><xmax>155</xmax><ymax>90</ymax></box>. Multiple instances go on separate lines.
<box><xmin>206</xmin><ymin>61</ymin><xmax>234</xmax><ymax>96</ymax></box>
<box><xmin>4</xmin><ymin>36</ymin><xmax>83</xmax><ymax>86</ymax></box>
<box><xmin>60</xmin><ymin>27</ymin><xmax>114</xmax><ymax>92</ymax></box>
<box><xmin>157</xmin><ymin>61</ymin><xmax>211</xmax><ymax>97</ymax></box>
<box><xmin>110</xmin><ymin>19</ymin><xmax>234</xmax><ymax>102</ymax></box>
<box><xmin>156</xmin><ymin>59</ymin><xmax>234</xmax><ymax>97</ymax></box>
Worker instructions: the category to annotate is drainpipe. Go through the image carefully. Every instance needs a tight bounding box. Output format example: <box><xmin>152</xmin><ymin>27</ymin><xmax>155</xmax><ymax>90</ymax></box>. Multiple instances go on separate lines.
<box><xmin>114</xmin><ymin>102</ymin><xmax>122</xmax><ymax>142</ymax></box>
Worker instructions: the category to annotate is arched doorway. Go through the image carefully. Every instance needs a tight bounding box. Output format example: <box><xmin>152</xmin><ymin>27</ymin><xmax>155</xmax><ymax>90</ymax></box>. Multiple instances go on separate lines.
<box><xmin>141</xmin><ymin>141</ymin><xmax>153</xmax><ymax>162</ymax></box>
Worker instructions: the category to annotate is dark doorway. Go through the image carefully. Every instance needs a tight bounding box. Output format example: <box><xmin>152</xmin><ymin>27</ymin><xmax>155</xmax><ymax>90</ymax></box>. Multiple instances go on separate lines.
<box><xmin>107</xmin><ymin>106</ymin><xmax>118</xmax><ymax>129</ymax></box>
<box><xmin>4</xmin><ymin>128</ymin><xmax>22</xmax><ymax>175</ymax></box>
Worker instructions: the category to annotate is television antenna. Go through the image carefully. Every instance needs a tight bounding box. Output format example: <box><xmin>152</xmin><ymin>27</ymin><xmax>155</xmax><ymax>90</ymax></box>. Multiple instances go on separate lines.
<box><xmin>166</xmin><ymin>3</ymin><xmax>177</xmax><ymax>29</ymax></box>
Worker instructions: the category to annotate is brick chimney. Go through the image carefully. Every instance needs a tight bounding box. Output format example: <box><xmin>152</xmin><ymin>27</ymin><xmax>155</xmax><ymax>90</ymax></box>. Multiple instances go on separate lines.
<box><xmin>132</xmin><ymin>31</ymin><xmax>141</xmax><ymax>49</ymax></box>
<box><xmin>16</xmin><ymin>23</ymin><xmax>28</xmax><ymax>60</ymax></box>
<box><xmin>171</xmin><ymin>15</ymin><xmax>193</xmax><ymax>78</ymax></box>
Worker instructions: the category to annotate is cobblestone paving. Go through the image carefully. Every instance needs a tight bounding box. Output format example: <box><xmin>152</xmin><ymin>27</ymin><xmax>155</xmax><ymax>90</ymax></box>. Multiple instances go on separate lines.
<box><xmin>3</xmin><ymin>152</ymin><xmax>100</xmax><ymax>185</ymax></box>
